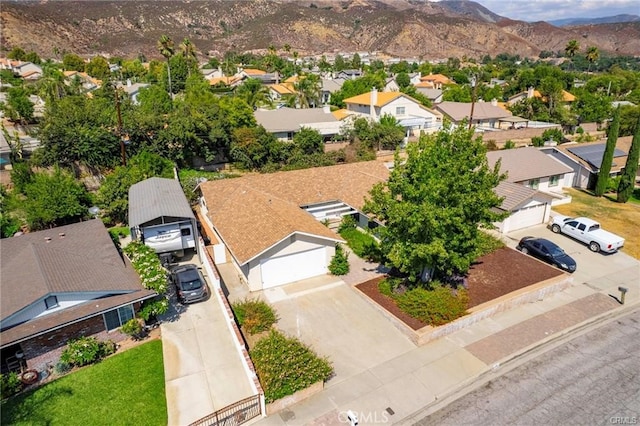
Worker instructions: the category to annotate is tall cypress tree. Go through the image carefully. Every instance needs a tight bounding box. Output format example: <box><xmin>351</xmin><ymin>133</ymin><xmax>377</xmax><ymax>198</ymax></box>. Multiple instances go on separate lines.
<box><xmin>595</xmin><ymin>107</ymin><xmax>620</xmax><ymax>196</ymax></box>
<box><xmin>617</xmin><ymin>116</ymin><xmax>640</xmax><ymax>203</ymax></box>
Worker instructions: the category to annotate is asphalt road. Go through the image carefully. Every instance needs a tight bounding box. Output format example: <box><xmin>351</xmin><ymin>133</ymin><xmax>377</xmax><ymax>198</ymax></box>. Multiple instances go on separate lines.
<box><xmin>413</xmin><ymin>308</ymin><xmax>640</xmax><ymax>426</ymax></box>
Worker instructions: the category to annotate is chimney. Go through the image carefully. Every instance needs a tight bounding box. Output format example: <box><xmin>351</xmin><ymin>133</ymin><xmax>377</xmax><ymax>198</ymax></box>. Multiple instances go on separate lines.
<box><xmin>323</xmin><ymin>104</ymin><xmax>330</xmax><ymax>113</ymax></box>
<box><xmin>126</xmin><ymin>79</ymin><xmax>131</xmax><ymax>87</ymax></box>
<box><xmin>527</xmin><ymin>87</ymin><xmax>534</xmax><ymax>98</ymax></box>
<box><xmin>217</xmin><ymin>66</ymin><xmax>222</xmax><ymax>76</ymax></box>
<box><xmin>491</xmin><ymin>98</ymin><xmax>498</xmax><ymax>106</ymax></box>
<box><xmin>370</xmin><ymin>88</ymin><xmax>378</xmax><ymax>119</ymax></box>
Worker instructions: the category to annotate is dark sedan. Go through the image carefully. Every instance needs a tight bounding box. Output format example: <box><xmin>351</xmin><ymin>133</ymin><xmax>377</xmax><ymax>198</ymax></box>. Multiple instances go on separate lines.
<box><xmin>171</xmin><ymin>264</ymin><xmax>209</xmax><ymax>304</ymax></box>
<box><xmin>516</xmin><ymin>237</ymin><xmax>577</xmax><ymax>273</ymax></box>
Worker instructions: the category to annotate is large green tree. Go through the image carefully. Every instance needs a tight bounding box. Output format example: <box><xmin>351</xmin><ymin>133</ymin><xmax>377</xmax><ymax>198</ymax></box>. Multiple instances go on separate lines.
<box><xmin>617</xmin><ymin>116</ymin><xmax>640</xmax><ymax>202</ymax></box>
<box><xmin>364</xmin><ymin>125</ymin><xmax>507</xmax><ymax>281</ymax></box>
<box><xmin>97</xmin><ymin>151</ymin><xmax>174</xmax><ymax>225</ymax></box>
<box><xmin>23</xmin><ymin>167</ymin><xmax>92</xmax><ymax>231</ymax></box>
<box><xmin>595</xmin><ymin>107</ymin><xmax>621</xmax><ymax>196</ymax></box>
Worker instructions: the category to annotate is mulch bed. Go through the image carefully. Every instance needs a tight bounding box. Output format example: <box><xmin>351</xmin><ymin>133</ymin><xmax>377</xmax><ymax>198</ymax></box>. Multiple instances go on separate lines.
<box><xmin>356</xmin><ymin>247</ymin><xmax>565</xmax><ymax>330</ymax></box>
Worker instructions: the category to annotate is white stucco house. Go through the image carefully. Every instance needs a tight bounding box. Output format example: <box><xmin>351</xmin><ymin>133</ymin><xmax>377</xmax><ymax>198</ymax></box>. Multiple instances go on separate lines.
<box><xmin>487</xmin><ymin>146</ymin><xmax>575</xmax><ymax>233</ymax></box>
<box><xmin>254</xmin><ymin>107</ymin><xmax>342</xmax><ymax>141</ymax></box>
<box><xmin>198</xmin><ymin>161</ymin><xmax>390</xmax><ymax>291</ymax></box>
<box><xmin>343</xmin><ymin>89</ymin><xmax>443</xmax><ymax>136</ymax></box>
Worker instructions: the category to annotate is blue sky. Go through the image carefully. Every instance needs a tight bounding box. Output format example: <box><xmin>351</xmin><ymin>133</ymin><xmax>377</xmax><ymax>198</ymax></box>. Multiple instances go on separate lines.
<box><xmin>455</xmin><ymin>0</ymin><xmax>639</xmax><ymax>22</ymax></box>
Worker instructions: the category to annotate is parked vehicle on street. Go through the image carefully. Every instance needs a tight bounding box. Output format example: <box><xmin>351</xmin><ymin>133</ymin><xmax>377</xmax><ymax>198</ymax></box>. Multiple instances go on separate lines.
<box><xmin>516</xmin><ymin>237</ymin><xmax>577</xmax><ymax>273</ymax></box>
<box><xmin>171</xmin><ymin>264</ymin><xmax>208</xmax><ymax>304</ymax></box>
<box><xmin>550</xmin><ymin>215</ymin><xmax>624</xmax><ymax>253</ymax></box>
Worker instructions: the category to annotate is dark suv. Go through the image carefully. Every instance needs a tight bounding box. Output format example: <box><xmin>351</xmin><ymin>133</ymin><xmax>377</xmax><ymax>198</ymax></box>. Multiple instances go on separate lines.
<box><xmin>171</xmin><ymin>264</ymin><xmax>208</xmax><ymax>304</ymax></box>
<box><xmin>516</xmin><ymin>237</ymin><xmax>577</xmax><ymax>273</ymax></box>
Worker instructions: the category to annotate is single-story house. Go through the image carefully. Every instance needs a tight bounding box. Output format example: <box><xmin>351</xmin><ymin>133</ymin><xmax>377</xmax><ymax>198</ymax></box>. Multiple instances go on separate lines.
<box><xmin>268</xmin><ymin>83</ymin><xmax>296</xmax><ymax>102</ymax></box>
<box><xmin>254</xmin><ymin>107</ymin><xmax>342</xmax><ymax>141</ymax></box>
<box><xmin>487</xmin><ymin>146</ymin><xmax>574</xmax><ymax>206</ymax></box>
<box><xmin>321</xmin><ymin>78</ymin><xmax>345</xmax><ymax>105</ymax></box>
<box><xmin>415</xmin><ymin>87</ymin><xmax>443</xmax><ymax>104</ymax></box>
<box><xmin>117</xmin><ymin>79</ymin><xmax>150</xmax><ymax>105</ymax></box>
<box><xmin>198</xmin><ymin>161</ymin><xmax>391</xmax><ymax>291</ymax></box>
<box><xmin>336</xmin><ymin>69</ymin><xmax>363</xmax><ymax>80</ymax></box>
<box><xmin>540</xmin><ymin>137</ymin><xmax>638</xmax><ymax>189</ymax></box>
<box><xmin>434</xmin><ymin>100</ymin><xmax>513</xmax><ymax>130</ymax></box>
<box><xmin>384</xmin><ymin>77</ymin><xmax>400</xmax><ymax>92</ymax></box>
<box><xmin>0</xmin><ymin>220</ymin><xmax>156</xmax><ymax>373</ymax></box>
<box><xmin>343</xmin><ymin>89</ymin><xmax>443</xmax><ymax>135</ymax></box>
<box><xmin>63</xmin><ymin>71</ymin><xmax>102</xmax><ymax>91</ymax></box>
<box><xmin>507</xmin><ymin>87</ymin><xmax>576</xmax><ymax>106</ymax></box>
<box><xmin>419</xmin><ymin>73</ymin><xmax>454</xmax><ymax>89</ymax></box>
<box><xmin>493</xmin><ymin>181</ymin><xmax>553</xmax><ymax>234</ymax></box>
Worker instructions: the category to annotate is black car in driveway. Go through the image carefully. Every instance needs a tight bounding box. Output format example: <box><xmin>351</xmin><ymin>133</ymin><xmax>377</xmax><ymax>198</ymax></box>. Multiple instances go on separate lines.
<box><xmin>516</xmin><ymin>237</ymin><xmax>577</xmax><ymax>273</ymax></box>
<box><xmin>171</xmin><ymin>264</ymin><xmax>209</xmax><ymax>304</ymax></box>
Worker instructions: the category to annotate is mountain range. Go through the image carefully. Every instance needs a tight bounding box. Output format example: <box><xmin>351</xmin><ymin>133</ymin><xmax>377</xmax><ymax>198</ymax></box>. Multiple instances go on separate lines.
<box><xmin>1</xmin><ymin>0</ymin><xmax>639</xmax><ymax>61</ymax></box>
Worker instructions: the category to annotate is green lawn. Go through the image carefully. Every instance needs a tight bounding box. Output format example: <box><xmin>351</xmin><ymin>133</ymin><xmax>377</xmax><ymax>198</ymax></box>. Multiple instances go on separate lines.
<box><xmin>1</xmin><ymin>340</ymin><xmax>166</xmax><ymax>426</ymax></box>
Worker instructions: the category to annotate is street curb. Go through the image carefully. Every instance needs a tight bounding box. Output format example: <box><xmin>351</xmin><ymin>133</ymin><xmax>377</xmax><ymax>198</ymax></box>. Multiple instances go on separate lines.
<box><xmin>393</xmin><ymin>299</ymin><xmax>640</xmax><ymax>425</ymax></box>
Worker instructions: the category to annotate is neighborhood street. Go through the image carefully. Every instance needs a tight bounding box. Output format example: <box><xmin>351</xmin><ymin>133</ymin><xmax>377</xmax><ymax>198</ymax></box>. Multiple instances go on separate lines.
<box><xmin>412</xmin><ymin>307</ymin><xmax>640</xmax><ymax>426</ymax></box>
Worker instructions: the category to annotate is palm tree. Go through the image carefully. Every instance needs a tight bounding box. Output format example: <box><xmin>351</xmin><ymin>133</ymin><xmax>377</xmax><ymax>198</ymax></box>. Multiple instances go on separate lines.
<box><xmin>180</xmin><ymin>38</ymin><xmax>197</xmax><ymax>77</ymax></box>
<box><xmin>294</xmin><ymin>73</ymin><xmax>321</xmax><ymax>108</ymax></box>
<box><xmin>564</xmin><ymin>39</ymin><xmax>579</xmax><ymax>70</ymax></box>
<box><xmin>235</xmin><ymin>78</ymin><xmax>273</xmax><ymax>110</ymax></box>
<box><xmin>157</xmin><ymin>35</ymin><xmax>175</xmax><ymax>98</ymax></box>
<box><xmin>586</xmin><ymin>46</ymin><xmax>599</xmax><ymax>72</ymax></box>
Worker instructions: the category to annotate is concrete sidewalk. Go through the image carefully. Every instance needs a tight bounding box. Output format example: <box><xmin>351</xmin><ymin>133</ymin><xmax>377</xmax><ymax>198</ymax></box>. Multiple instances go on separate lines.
<box><xmin>248</xmin><ymin>258</ymin><xmax>639</xmax><ymax>425</ymax></box>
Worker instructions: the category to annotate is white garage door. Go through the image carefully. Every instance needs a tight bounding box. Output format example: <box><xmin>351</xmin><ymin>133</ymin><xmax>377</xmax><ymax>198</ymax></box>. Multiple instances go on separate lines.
<box><xmin>260</xmin><ymin>247</ymin><xmax>328</xmax><ymax>289</ymax></box>
<box><xmin>509</xmin><ymin>203</ymin><xmax>546</xmax><ymax>231</ymax></box>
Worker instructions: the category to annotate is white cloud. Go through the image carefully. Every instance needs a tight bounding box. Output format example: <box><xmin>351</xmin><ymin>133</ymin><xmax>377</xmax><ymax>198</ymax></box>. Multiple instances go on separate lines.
<box><xmin>471</xmin><ymin>0</ymin><xmax>639</xmax><ymax>22</ymax></box>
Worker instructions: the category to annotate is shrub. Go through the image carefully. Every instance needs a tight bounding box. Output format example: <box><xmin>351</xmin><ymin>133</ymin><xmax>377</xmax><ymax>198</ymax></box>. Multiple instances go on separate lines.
<box><xmin>121</xmin><ymin>318</ymin><xmax>144</xmax><ymax>339</ymax></box>
<box><xmin>328</xmin><ymin>244</ymin><xmax>350</xmax><ymax>275</ymax></box>
<box><xmin>123</xmin><ymin>241</ymin><xmax>168</xmax><ymax>294</ymax></box>
<box><xmin>338</xmin><ymin>225</ymin><xmax>382</xmax><ymax>262</ymax></box>
<box><xmin>137</xmin><ymin>297</ymin><xmax>170</xmax><ymax>321</ymax></box>
<box><xmin>475</xmin><ymin>232</ymin><xmax>505</xmax><ymax>257</ymax></box>
<box><xmin>337</xmin><ymin>214</ymin><xmax>357</xmax><ymax>232</ymax></box>
<box><xmin>606</xmin><ymin>175</ymin><xmax>621</xmax><ymax>193</ymax></box>
<box><xmin>250</xmin><ymin>330</ymin><xmax>333</xmax><ymax>402</ymax></box>
<box><xmin>542</xmin><ymin>128</ymin><xmax>564</xmax><ymax>143</ymax></box>
<box><xmin>502</xmin><ymin>140</ymin><xmax>516</xmax><ymax>150</ymax></box>
<box><xmin>231</xmin><ymin>298</ymin><xmax>278</xmax><ymax>335</ymax></box>
<box><xmin>576</xmin><ymin>126</ymin><xmax>584</xmax><ymax>134</ymax></box>
<box><xmin>60</xmin><ymin>336</ymin><xmax>116</xmax><ymax>367</ymax></box>
<box><xmin>394</xmin><ymin>284</ymin><xmax>469</xmax><ymax>326</ymax></box>
<box><xmin>54</xmin><ymin>361</ymin><xmax>72</xmax><ymax>375</ymax></box>
<box><xmin>1</xmin><ymin>372</ymin><xmax>22</xmax><ymax>399</ymax></box>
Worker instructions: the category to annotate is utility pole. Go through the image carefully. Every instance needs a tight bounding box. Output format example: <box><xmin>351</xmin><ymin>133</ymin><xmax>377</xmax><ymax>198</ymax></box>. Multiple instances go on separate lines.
<box><xmin>115</xmin><ymin>88</ymin><xmax>127</xmax><ymax>166</ymax></box>
<box><xmin>468</xmin><ymin>75</ymin><xmax>477</xmax><ymax>130</ymax></box>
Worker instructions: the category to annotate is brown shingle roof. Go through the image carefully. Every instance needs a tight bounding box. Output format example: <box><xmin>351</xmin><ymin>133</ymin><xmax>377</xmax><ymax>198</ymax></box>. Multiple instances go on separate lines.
<box><xmin>487</xmin><ymin>146</ymin><xmax>573</xmax><ymax>183</ymax></box>
<box><xmin>199</xmin><ymin>161</ymin><xmax>391</xmax><ymax>264</ymax></box>
<box><xmin>1</xmin><ymin>220</ymin><xmax>144</xmax><ymax>320</ymax></box>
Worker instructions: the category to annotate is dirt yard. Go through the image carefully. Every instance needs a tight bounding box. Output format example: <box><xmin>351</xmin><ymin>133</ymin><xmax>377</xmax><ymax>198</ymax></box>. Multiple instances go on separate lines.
<box><xmin>553</xmin><ymin>188</ymin><xmax>640</xmax><ymax>259</ymax></box>
<box><xmin>356</xmin><ymin>247</ymin><xmax>565</xmax><ymax>330</ymax></box>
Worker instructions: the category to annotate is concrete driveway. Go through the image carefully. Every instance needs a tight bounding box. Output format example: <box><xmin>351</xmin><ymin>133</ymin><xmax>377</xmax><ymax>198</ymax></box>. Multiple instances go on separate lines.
<box><xmin>257</xmin><ymin>275</ymin><xmax>417</xmax><ymax>386</ymax></box>
<box><xmin>160</xmin><ymin>257</ymin><xmax>256</xmax><ymax>426</ymax></box>
<box><xmin>505</xmin><ymin>223</ymin><xmax>640</xmax><ymax>298</ymax></box>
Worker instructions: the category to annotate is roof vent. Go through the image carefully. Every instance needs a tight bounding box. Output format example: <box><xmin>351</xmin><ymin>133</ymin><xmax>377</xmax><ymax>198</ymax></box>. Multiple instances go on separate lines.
<box><xmin>44</xmin><ymin>237</ymin><xmax>52</xmax><ymax>242</ymax></box>
<box><xmin>59</xmin><ymin>232</ymin><xmax>65</xmax><ymax>238</ymax></box>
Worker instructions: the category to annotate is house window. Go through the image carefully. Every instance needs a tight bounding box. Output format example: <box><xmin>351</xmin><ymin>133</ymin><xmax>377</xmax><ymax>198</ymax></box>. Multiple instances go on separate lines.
<box><xmin>527</xmin><ymin>178</ymin><xmax>540</xmax><ymax>189</ymax></box>
<box><xmin>396</xmin><ymin>106</ymin><xmax>406</xmax><ymax>116</ymax></box>
<box><xmin>549</xmin><ymin>175</ymin><xmax>560</xmax><ymax>187</ymax></box>
<box><xmin>45</xmin><ymin>295</ymin><xmax>58</xmax><ymax>309</ymax></box>
<box><xmin>103</xmin><ymin>305</ymin><xmax>135</xmax><ymax>331</ymax></box>
<box><xmin>181</xmin><ymin>228</ymin><xmax>191</xmax><ymax>236</ymax></box>
<box><xmin>287</xmin><ymin>132</ymin><xmax>293</xmax><ymax>141</ymax></box>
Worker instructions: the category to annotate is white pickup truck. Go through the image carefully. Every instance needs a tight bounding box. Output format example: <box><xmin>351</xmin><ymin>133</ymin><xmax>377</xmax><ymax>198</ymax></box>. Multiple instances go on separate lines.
<box><xmin>550</xmin><ymin>216</ymin><xmax>625</xmax><ymax>253</ymax></box>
